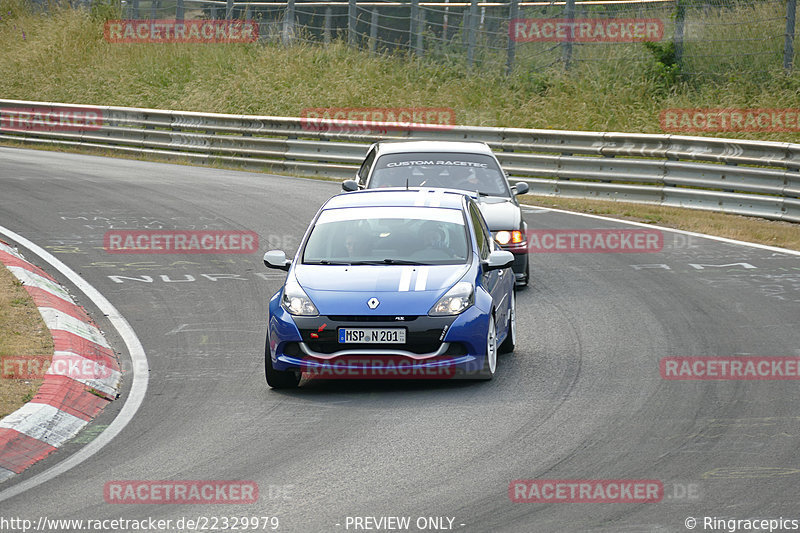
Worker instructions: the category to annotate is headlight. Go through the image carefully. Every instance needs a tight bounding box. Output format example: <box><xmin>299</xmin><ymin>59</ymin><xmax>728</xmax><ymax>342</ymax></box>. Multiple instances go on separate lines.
<box><xmin>494</xmin><ymin>230</ymin><xmax>524</xmax><ymax>245</ymax></box>
<box><xmin>429</xmin><ymin>281</ymin><xmax>474</xmax><ymax>316</ymax></box>
<box><xmin>281</xmin><ymin>277</ymin><xmax>319</xmax><ymax>316</ymax></box>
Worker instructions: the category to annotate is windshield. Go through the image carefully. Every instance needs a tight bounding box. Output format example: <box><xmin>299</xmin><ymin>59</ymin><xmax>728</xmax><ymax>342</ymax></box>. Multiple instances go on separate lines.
<box><xmin>368</xmin><ymin>152</ymin><xmax>510</xmax><ymax>197</ymax></box>
<box><xmin>303</xmin><ymin>206</ymin><xmax>469</xmax><ymax>266</ymax></box>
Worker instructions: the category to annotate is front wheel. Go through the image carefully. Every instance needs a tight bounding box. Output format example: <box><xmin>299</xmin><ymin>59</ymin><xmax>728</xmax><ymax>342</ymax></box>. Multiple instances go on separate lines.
<box><xmin>475</xmin><ymin>314</ymin><xmax>497</xmax><ymax>380</ymax></box>
<box><xmin>499</xmin><ymin>290</ymin><xmax>516</xmax><ymax>354</ymax></box>
<box><xmin>265</xmin><ymin>337</ymin><xmax>300</xmax><ymax>389</ymax></box>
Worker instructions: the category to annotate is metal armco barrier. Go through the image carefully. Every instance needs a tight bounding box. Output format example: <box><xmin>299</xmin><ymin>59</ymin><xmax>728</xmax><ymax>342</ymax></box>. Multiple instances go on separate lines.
<box><xmin>1</xmin><ymin>99</ymin><xmax>798</xmax><ymax>222</ymax></box>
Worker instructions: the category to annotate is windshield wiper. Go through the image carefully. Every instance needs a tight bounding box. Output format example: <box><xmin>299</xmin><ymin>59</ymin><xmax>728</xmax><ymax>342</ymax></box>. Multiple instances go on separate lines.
<box><xmin>304</xmin><ymin>260</ymin><xmax>352</xmax><ymax>265</ymax></box>
<box><xmin>350</xmin><ymin>259</ymin><xmax>432</xmax><ymax>265</ymax></box>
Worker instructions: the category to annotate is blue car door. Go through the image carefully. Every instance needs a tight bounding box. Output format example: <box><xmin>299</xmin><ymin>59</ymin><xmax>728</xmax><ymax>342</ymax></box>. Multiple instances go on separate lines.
<box><xmin>469</xmin><ymin>202</ymin><xmax>508</xmax><ymax>330</ymax></box>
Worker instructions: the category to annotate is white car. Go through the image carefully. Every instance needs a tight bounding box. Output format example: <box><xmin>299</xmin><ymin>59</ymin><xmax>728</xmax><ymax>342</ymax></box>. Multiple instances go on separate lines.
<box><xmin>343</xmin><ymin>140</ymin><xmax>530</xmax><ymax>286</ymax></box>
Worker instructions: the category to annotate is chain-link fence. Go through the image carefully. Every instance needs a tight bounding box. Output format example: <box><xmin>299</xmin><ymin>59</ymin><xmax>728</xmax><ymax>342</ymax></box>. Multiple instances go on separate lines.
<box><xmin>101</xmin><ymin>0</ymin><xmax>799</xmax><ymax>77</ymax></box>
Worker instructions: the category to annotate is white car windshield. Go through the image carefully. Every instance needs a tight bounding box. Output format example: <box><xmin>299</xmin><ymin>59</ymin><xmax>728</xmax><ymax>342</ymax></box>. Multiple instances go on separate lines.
<box><xmin>368</xmin><ymin>152</ymin><xmax>509</xmax><ymax>197</ymax></box>
<box><xmin>303</xmin><ymin>206</ymin><xmax>469</xmax><ymax>265</ymax></box>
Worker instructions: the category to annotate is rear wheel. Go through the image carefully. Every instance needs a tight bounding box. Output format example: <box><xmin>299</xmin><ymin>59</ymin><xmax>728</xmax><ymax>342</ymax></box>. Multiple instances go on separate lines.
<box><xmin>265</xmin><ymin>337</ymin><xmax>300</xmax><ymax>389</ymax></box>
<box><xmin>499</xmin><ymin>290</ymin><xmax>516</xmax><ymax>354</ymax></box>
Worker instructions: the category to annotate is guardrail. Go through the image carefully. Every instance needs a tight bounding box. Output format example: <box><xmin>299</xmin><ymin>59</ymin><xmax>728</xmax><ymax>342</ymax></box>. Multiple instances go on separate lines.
<box><xmin>1</xmin><ymin>99</ymin><xmax>798</xmax><ymax>222</ymax></box>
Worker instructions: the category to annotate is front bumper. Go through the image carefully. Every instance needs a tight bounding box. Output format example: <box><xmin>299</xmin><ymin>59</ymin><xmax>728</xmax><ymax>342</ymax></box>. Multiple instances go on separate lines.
<box><xmin>267</xmin><ymin>301</ymin><xmax>491</xmax><ymax>378</ymax></box>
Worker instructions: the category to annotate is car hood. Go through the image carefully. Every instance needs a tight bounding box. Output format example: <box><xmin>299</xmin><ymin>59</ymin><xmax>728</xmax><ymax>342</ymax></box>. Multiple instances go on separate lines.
<box><xmin>294</xmin><ymin>264</ymin><xmax>469</xmax><ymax>316</ymax></box>
<box><xmin>477</xmin><ymin>198</ymin><xmax>521</xmax><ymax>230</ymax></box>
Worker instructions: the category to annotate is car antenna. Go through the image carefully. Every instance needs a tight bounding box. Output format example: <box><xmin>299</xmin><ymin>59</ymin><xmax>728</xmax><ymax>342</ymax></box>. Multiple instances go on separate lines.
<box><xmin>406</xmin><ymin>178</ymin><xmax>409</xmax><ymax>190</ymax></box>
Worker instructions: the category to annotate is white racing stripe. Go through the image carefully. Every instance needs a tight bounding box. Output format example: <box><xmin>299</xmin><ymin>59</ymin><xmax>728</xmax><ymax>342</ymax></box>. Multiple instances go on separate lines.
<box><xmin>429</xmin><ymin>189</ymin><xmax>444</xmax><ymax>208</ymax></box>
<box><xmin>398</xmin><ymin>267</ymin><xmax>413</xmax><ymax>292</ymax></box>
<box><xmin>414</xmin><ymin>267</ymin><xmax>429</xmax><ymax>291</ymax></box>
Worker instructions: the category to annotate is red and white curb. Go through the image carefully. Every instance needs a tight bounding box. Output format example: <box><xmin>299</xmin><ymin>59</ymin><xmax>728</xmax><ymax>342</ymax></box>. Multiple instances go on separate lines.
<box><xmin>0</xmin><ymin>240</ymin><xmax>120</xmax><ymax>483</ymax></box>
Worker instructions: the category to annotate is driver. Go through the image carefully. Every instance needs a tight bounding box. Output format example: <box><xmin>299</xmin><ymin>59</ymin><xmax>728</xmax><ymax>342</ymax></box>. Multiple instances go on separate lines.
<box><xmin>420</xmin><ymin>222</ymin><xmax>448</xmax><ymax>250</ymax></box>
<box><xmin>448</xmin><ymin>165</ymin><xmax>480</xmax><ymax>190</ymax></box>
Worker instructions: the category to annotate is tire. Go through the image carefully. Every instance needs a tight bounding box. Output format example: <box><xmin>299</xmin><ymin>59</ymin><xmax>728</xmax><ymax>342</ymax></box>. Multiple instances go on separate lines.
<box><xmin>499</xmin><ymin>290</ymin><xmax>516</xmax><ymax>354</ymax></box>
<box><xmin>265</xmin><ymin>337</ymin><xmax>300</xmax><ymax>389</ymax></box>
<box><xmin>475</xmin><ymin>314</ymin><xmax>498</xmax><ymax>380</ymax></box>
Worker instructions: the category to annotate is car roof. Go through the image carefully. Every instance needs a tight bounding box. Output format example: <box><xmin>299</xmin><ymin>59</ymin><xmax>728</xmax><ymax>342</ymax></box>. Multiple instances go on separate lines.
<box><xmin>324</xmin><ymin>188</ymin><xmax>471</xmax><ymax>210</ymax></box>
<box><xmin>373</xmin><ymin>140</ymin><xmax>495</xmax><ymax>156</ymax></box>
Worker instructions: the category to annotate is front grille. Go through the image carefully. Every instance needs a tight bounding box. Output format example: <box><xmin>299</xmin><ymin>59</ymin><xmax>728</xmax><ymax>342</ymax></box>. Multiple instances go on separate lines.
<box><xmin>305</xmin><ymin>335</ymin><xmax>443</xmax><ymax>355</ymax></box>
<box><xmin>291</xmin><ymin>315</ymin><xmax>455</xmax><ymax>356</ymax></box>
<box><xmin>327</xmin><ymin>315</ymin><xmax>419</xmax><ymax>322</ymax></box>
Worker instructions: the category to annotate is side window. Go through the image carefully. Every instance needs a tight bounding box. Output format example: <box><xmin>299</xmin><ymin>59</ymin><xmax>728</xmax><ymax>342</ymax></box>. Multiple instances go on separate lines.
<box><xmin>469</xmin><ymin>203</ymin><xmax>491</xmax><ymax>260</ymax></box>
<box><xmin>357</xmin><ymin>149</ymin><xmax>376</xmax><ymax>186</ymax></box>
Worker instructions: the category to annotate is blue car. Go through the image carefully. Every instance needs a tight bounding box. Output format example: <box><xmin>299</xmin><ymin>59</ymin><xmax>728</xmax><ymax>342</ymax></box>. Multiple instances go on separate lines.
<box><xmin>262</xmin><ymin>188</ymin><xmax>517</xmax><ymax>389</ymax></box>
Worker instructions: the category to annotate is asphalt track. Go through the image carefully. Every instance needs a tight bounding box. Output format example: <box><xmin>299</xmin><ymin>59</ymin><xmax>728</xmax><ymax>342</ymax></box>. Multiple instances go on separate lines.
<box><xmin>0</xmin><ymin>145</ymin><xmax>799</xmax><ymax>533</ymax></box>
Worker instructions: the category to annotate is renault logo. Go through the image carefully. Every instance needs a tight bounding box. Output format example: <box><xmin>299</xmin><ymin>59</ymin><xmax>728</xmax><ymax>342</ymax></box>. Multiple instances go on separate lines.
<box><xmin>367</xmin><ymin>297</ymin><xmax>380</xmax><ymax>309</ymax></box>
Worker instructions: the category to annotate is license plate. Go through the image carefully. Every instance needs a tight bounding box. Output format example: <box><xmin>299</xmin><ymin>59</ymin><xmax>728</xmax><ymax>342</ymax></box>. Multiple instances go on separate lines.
<box><xmin>338</xmin><ymin>328</ymin><xmax>406</xmax><ymax>344</ymax></box>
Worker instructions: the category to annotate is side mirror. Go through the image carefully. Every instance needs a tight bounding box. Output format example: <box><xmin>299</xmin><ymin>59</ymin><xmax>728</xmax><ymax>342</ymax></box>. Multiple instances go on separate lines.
<box><xmin>513</xmin><ymin>182</ymin><xmax>529</xmax><ymax>195</ymax></box>
<box><xmin>483</xmin><ymin>250</ymin><xmax>515</xmax><ymax>271</ymax></box>
<box><xmin>263</xmin><ymin>250</ymin><xmax>291</xmax><ymax>271</ymax></box>
<box><xmin>342</xmin><ymin>179</ymin><xmax>359</xmax><ymax>192</ymax></box>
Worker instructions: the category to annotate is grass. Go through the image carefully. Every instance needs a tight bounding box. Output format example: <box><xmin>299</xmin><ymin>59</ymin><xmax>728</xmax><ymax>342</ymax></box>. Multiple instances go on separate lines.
<box><xmin>0</xmin><ymin>1</ymin><xmax>798</xmax><ymax>141</ymax></box>
<box><xmin>0</xmin><ymin>262</ymin><xmax>53</xmax><ymax>421</ymax></box>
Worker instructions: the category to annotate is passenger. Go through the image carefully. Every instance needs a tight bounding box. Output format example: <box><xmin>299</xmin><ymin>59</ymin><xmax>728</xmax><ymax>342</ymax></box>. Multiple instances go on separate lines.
<box><xmin>344</xmin><ymin>230</ymin><xmax>370</xmax><ymax>257</ymax></box>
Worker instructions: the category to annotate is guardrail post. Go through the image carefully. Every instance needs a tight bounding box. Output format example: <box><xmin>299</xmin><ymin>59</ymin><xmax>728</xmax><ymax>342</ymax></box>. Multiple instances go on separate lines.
<box><xmin>506</xmin><ymin>0</ymin><xmax>518</xmax><ymax>75</ymax></box>
<box><xmin>348</xmin><ymin>0</ymin><xmax>357</xmax><ymax>46</ymax></box>
<box><xmin>443</xmin><ymin>0</ymin><xmax>450</xmax><ymax>39</ymax></box>
<box><xmin>226</xmin><ymin>0</ymin><xmax>234</xmax><ymax>21</ymax></box>
<box><xmin>283</xmin><ymin>0</ymin><xmax>295</xmax><ymax>45</ymax></box>
<box><xmin>466</xmin><ymin>0</ymin><xmax>478</xmax><ymax>67</ymax></box>
<box><xmin>131</xmin><ymin>0</ymin><xmax>139</xmax><ymax>18</ymax></box>
<box><xmin>785</xmin><ymin>0</ymin><xmax>797</xmax><ymax>73</ymax></box>
<box><xmin>370</xmin><ymin>8</ymin><xmax>378</xmax><ymax>53</ymax></box>
<box><xmin>245</xmin><ymin>4</ymin><xmax>251</xmax><ymax>21</ymax></box>
<box><xmin>324</xmin><ymin>7</ymin><xmax>332</xmax><ymax>44</ymax></box>
<box><xmin>209</xmin><ymin>3</ymin><xmax>217</xmax><ymax>20</ymax></box>
<box><xmin>410</xmin><ymin>0</ymin><xmax>418</xmax><ymax>54</ymax></box>
<box><xmin>417</xmin><ymin>6</ymin><xmax>425</xmax><ymax>56</ymax></box>
<box><xmin>674</xmin><ymin>0</ymin><xmax>686</xmax><ymax>67</ymax></box>
<box><xmin>562</xmin><ymin>0</ymin><xmax>575</xmax><ymax>69</ymax></box>
<box><xmin>149</xmin><ymin>0</ymin><xmax>157</xmax><ymax>20</ymax></box>
<box><xmin>176</xmin><ymin>0</ymin><xmax>184</xmax><ymax>20</ymax></box>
